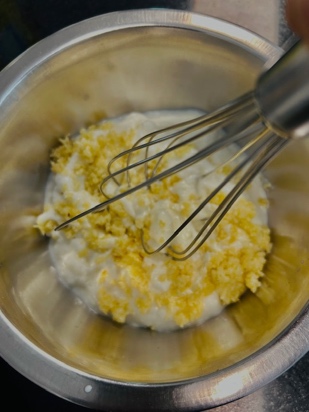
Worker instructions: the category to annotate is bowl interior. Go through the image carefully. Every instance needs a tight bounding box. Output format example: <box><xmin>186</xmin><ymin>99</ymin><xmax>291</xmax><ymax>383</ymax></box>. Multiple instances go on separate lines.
<box><xmin>0</xmin><ymin>21</ymin><xmax>308</xmax><ymax>385</ymax></box>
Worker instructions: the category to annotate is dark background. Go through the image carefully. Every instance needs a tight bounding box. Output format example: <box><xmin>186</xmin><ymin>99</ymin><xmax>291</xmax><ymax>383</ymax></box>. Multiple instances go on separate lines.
<box><xmin>1</xmin><ymin>1</ymin><xmax>309</xmax><ymax>411</ymax></box>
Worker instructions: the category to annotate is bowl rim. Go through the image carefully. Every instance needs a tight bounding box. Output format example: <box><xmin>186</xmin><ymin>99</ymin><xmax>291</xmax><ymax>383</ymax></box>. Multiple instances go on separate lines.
<box><xmin>1</xmin><ymin>8</ymin><xmax>308</xmax><ymax>412</ymax></box>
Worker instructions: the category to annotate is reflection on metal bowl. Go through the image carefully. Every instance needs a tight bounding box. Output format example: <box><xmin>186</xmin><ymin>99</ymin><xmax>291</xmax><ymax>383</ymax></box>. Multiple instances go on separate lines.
<box><xmin>0</xmin><ymin>9</ymin><xmax>308</xmax><ymax>412</ymax></box>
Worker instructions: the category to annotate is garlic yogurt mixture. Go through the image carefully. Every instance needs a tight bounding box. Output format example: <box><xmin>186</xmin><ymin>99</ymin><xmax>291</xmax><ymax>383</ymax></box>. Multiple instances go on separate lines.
<box><xmin>37</xmin><ymin>110</ymin><xmax>271</xmax><ymax>332</ymax></box>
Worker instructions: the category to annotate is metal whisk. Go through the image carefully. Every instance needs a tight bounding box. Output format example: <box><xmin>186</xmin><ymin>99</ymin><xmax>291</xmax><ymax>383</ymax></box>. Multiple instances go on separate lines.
<box><xmin>55</xmin><ymin>41</ymin><xmax>309</xmax><ymax>260</ymax></box>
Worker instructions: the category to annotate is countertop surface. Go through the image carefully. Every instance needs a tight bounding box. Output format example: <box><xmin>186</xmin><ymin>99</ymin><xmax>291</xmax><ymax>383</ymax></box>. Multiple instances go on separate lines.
<box><xmin>1</xmin><ymin>1</ymin><xmax>308</xmax><ymax>411</ymax></box>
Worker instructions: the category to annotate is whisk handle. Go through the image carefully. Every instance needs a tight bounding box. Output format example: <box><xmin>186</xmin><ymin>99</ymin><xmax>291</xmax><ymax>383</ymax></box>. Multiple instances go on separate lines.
<box><xmin>255</xmin><ymin>41</ymin><xmax>309</xmax><ymax>139</ymax></box>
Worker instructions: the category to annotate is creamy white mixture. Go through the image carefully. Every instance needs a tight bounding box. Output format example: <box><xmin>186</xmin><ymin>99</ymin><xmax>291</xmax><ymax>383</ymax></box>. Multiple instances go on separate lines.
<box><xmin>37</xmin><ymin>110</ymin><xmax>271</xmax><ymax>331</ymax></box>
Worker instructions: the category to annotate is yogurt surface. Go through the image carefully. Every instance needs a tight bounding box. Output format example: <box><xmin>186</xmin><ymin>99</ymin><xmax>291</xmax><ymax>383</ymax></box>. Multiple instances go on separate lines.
<box><xmin>37</xmin><ymin>110</ymin><xmax>271</xmax><ymax>331</ymax></box>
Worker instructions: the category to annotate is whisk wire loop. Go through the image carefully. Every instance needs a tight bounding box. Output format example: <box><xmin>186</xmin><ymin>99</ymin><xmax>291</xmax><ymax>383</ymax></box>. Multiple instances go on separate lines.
<box><xmin>101</xmin><ymin>102</ymin><xmax>260</xmax><ymax>200</ymax></box>
<box><xmin>105</xmin><ymin>92</ymin><xmax>256</xmax><ymax>188</ymax></box>
<box><xmin>163</xmin><ymin>133</ymin><xmax>288</xmax><ymax>260</ymax></box>
<box><xmin>140</xmin><ymin>127</ymin><xmax>268</xmax><ymax>258</ymax></box>
<box><xmin>55</xmin><ymin>91</ymin><xmax>288</xmax><ymax>260</ymax></box>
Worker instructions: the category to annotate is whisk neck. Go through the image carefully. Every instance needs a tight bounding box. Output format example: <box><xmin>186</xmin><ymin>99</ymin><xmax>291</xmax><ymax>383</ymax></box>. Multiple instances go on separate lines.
<box><xmin>255</xmin><ymin>41</ymin><xmax>309</xmax><ymax>140</ymax></box>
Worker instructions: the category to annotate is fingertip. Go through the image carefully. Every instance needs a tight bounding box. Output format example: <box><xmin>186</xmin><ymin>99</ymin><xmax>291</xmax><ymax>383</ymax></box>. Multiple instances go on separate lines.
<box><xmin>286</xmin><ymin>0</ymin><xmax>309</xmax><ymax>43</ymax></box>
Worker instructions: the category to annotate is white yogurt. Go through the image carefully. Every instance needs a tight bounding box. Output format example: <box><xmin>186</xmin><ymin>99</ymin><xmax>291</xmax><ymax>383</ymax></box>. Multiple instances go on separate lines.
<box><xmin>37</xmin><ymin>110</ymin><xmax>271</xmax><ymax>331</ymax></box>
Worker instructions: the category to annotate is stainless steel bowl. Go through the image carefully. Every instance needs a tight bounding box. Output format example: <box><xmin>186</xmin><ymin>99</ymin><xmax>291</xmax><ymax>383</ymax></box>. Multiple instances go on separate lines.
<box><xmin>0</xmin><ymin>9</ymin><xmax>308</xmax><ymax>412</ymax></box>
